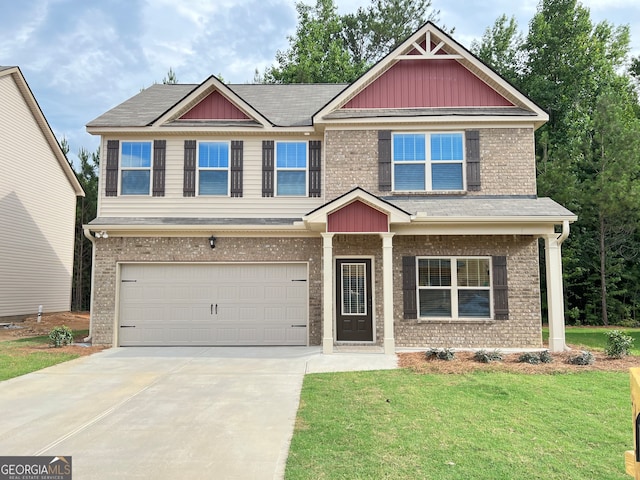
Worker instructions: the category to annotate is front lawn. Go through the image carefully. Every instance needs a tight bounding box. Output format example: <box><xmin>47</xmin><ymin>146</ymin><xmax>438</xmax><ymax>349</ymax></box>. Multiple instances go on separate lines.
<box><xmin>286</xmin><ymin>369</ymin><xmax>631</xmax><ymax>479</ymax></box>
<box><xmin>543</xmin><ymin>326</ymin><xmax>640</xmax><ymax>355</ymax></box>
<box><xmin>0</xmin><ymin>331</ymin><xmax>88</xmax><ymax>381</ymax></box>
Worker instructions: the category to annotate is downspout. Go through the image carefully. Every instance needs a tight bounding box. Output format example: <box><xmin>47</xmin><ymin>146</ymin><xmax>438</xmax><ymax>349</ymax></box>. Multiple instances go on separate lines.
<box><xmin>558</xmin><ymin>220</ymin><xmax>570</xmax><ymax>246</ymax></box>
<box><xmin>82</xmin><ymin>227</ymin><xmax>96</xmax><ymax>343</ymax></box>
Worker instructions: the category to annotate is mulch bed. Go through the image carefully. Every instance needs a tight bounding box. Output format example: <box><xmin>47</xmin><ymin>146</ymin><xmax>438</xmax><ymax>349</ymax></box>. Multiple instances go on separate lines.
<box><xmin>398</xmin><ymin>349</ymin><xmax>640</xmax><ymax>374</ymax></box>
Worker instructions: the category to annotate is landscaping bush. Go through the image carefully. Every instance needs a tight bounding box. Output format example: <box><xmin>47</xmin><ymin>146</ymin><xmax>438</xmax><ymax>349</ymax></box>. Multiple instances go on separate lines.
<box><xmin>518</xmin><ymin>350</ymin><xmax>554</xmax><ymax>365</ymax></box>
<box><xmin>49</xmin><ymin>326</ymin><xmax>74</xmax><ymax>347</ymax></box>
<box><xmin>604</xmin><ymin>330</ymin><xmax>634</xmax><ymax>358</ymax></box>
<box><xmin>425</xmin><ymin>348</ymin><xmax>455</xmax><ymax>361</ymax></box>
<box><xmin>473</xmin><ymin>349</ymin><xmax>503</xmax><ymax>363</ymax></box>
<box><xmin>538</xmin><ymin>350</ymin><xmax>553</xmax><ymax>364</ymax></box>
<box><xmin>568</xmin><ymin>350</ymin><xmax>595</xmax><ymax>365</ymax></box>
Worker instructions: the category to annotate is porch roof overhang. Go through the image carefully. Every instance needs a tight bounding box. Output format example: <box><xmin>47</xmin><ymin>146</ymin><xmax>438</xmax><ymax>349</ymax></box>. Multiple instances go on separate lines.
<box><xmin>304</xmin><ymin>191</ymin><xmax>576</xmax><ymax>236</ymax></box>
<box><xmin>302</xmin><ymin>188</ymin><xmax>412</xmax><ymax>231</ymax></box>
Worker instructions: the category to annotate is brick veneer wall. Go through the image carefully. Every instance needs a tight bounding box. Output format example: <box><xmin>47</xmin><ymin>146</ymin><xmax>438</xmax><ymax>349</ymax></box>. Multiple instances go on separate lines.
<box><xmin>91</xmin><ymin>233</ymin><xmax>542</xmax><ymax>350</ymax></box>
<box><xmin>324</xmin><ymin>128</ymin><xmax>537</xmax><ymax>200</ymax></box>
<box><xmin>91</xmin><ymin>236</ymin><xmax>322</xmax><ymax>346</ymax></box>
<box><xmin>393</xmin><ymin>235</ymin><xmax>542</xmax><ymax>348</ymax></box>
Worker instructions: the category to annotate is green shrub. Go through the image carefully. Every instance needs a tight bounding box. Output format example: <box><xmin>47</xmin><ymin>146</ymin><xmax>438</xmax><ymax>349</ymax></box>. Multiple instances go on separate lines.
<box><xmin>568</xmin><ymin>350</ymin><xmax>595</xmax><ymax>365</ymax></box>
<box><xmin>473</xmin><ymin>349</ymin><xmax>503</xmax><ymax>363</ymax></box>
<box><xmin>425</xmin><ymin>348</ymin><xmax>455</xmax><ymax>361</ymax></box>
<box><xmin>616</xmin><ymin>318</ymin><xmax>639</xmax><ymax>328</ymax></box>
<box><xmin>49</xmin><ymin>326</ymin><xmax>74</xmax><ymax>347</ymax></box>
<box><xmin>518</xmin><ymin>350</ymin><xmax>554</xmax><ymax>365</ymax></box>
<box><xmin>518</xmin><ymin>352</ymin><xmax>541</xmax><ymax>364</ymax></box>
<box><xmin>538</xmin><ymin>350</ymin><xmax>553</xmax><ymax>364</ymax></box>
<box><xmin>604</xmin><ymin>330</ymin><xmax>634</xmax><ymax>358</ymax></box>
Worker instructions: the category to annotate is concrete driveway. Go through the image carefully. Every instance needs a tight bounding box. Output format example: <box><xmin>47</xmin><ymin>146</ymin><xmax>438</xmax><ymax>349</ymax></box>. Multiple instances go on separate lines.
<box><xmin>0</xmin><ymin>347</ymin><xmax>396</xmax><ymax>479</ymax></box>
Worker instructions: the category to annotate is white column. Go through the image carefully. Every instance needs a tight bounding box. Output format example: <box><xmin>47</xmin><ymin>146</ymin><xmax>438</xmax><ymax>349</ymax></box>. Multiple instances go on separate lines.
<box><xmin>321</xmin><ymin>233</ymin><xmax>335</xmax><ymax>354</ymax></box>
<box><xmin>381</xmin><ymin>233</ymin><xmax>395</xmax><ymax>355</ymax></box>
<box><xmin>545</xmin><ymin>233</ymin><xmax>566</xmax><ymax>352</ymax></box>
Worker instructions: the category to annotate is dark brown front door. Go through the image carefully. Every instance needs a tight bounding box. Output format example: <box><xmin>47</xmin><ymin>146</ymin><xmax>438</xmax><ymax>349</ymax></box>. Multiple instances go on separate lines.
<box><xmin>336</xmin><ymin>259</ymin><xmax>373</xmax><ymax>342</ymax></box>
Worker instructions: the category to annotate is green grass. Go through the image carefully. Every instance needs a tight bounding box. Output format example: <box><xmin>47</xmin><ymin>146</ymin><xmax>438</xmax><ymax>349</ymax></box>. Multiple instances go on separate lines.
<box><xmin>0</xmin><ymin>330</ymin><xmax>88</xmax><ymax>381</ymax></box>
<box><xmin>286</xmin><ymin>370</ymin><xmax>631</xmax><ymax>480</ymax></box>
<box><xmin>543</xmin><ymin>326</ymin><xmax>640</xmax><ymax>355</ymax></box>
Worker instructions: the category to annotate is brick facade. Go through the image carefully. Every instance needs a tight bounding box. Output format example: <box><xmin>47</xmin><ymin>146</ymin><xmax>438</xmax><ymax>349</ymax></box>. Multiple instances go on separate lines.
<box><xmin>91</xmin><ymin>236</ymin><xmax>322</xmax><ymax>345</ymax></box>
<box><xmin>324</xmin><ymin>128</ymin><xmax>537</xmax><ymax>199</ymax></box>
<box><xmin>91</xmin><ymin>233</ymin><xmax>542</xmax><ymax>350</ymax></box>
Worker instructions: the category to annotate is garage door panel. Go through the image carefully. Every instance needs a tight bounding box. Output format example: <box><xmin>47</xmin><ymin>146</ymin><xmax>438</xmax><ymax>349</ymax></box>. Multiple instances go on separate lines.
<box><xmin>119</xmin><ymin>263</ymin><xmax>308</xmax><ymax>346</ymax></box>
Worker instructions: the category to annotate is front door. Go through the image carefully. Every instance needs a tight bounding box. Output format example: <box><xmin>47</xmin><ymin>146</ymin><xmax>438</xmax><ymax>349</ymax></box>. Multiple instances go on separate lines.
<box><xmin>336</xmin><ymin>259</ymin><xmax>373</xmax><ymax>342</ymax></box>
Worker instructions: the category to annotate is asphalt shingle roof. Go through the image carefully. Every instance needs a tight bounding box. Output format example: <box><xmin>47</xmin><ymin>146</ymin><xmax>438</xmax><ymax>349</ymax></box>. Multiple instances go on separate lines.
<box><xmin>87</xmin><ymin>83</ymin><xmax>347</xmax><ymax>128</ymax></box>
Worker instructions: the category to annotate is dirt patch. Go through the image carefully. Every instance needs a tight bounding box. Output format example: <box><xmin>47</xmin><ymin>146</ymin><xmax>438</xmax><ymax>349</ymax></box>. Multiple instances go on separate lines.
<box><xmin>0</xmin><ymin>311</ymin><xmax>106</xmax><ymax>357</ymax></box>
<box><xmin>399</xmin><ymin>349</ymin><xmax>640</xmax><ymax>374</ymax></box>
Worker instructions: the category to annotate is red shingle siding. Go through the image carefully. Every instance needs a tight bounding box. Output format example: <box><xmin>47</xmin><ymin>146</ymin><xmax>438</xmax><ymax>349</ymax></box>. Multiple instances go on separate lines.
<box><xmin>328</xmin><ymin>200</ymin><xmax>389</xmax><ymax>232</ymax></box>
<box><xmin>344</xmin><ymin>59</ymin><xmax>513</xmax><ymax>109</ymax></box>
<box><xmin>180</xmin><ymin>91</ymin><xmax>250</xmax><ymax>120</ymax></box>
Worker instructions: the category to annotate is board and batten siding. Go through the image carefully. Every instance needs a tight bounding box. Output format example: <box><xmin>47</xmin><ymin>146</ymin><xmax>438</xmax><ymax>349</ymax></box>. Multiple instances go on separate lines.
<box><xmin>0</xmin><ymin>74</ymin><xmax>78</xmax><ymax>317</ymax></box>
<box><xmin>97</xmin><ymin>135</ymin><xmax>326</xmax><ymax>218</ymax></box>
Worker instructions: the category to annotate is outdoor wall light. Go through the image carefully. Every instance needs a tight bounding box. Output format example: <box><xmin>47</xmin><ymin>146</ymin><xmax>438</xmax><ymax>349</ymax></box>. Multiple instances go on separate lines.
<box><xmin>95</xmin><ymin>230</ymin><xmax>108</xmax><ymax>239</ymax></box>
<box><xmin>209</xmin><ymin>235</ymin><xmax>217</xmax><ymax>249</ymax></box>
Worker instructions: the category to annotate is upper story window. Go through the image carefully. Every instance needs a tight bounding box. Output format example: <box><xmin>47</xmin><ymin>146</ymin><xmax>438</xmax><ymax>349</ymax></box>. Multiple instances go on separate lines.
<box><xmin>393</xmin><ymin>132</ymin><xmax>464</xmax><ymax>191</ymax></box>
<box><xmin>198</xmin><ymin>142</ymin><xmax>229</xmax><ymax>195</ymax></box>
<box><xmin>121</xmin><ymin>141</ymin><xmax>152</xmax><ymax>195</ymax></box>
<box><xmin>276</xmin><ymin>142</ymin><xmax>307</xmax><ymax>196</ymax></box>
<box><xmin>417</xmin><ymin>257</ymin><xmax>491</xmax><ymax>319</ymax></box>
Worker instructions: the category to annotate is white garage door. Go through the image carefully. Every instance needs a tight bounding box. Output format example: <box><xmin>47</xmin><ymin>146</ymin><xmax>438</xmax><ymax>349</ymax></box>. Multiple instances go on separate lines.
<box><xmin>118</xmin><ymin>263</ymin><xmax>308</xmax><ymax>346</ymax></box>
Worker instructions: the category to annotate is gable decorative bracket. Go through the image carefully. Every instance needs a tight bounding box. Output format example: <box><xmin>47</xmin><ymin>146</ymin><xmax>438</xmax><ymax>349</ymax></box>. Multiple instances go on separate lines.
<box><xmin>396</xmin><ymin>31</ymin><xmax>462</xmax><ymax>60</ymax></box>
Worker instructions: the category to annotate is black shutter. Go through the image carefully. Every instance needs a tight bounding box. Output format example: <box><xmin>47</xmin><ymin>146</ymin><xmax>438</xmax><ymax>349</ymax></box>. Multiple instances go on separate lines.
<box><xmin>492</xmin><ymin>256</ymin><xmax>509</xmax><ymax>320</ymax></box>
<box><xmin>152</xmin><ymin>140</ymin><xmax>166</xmax><ymax>197</ymax></box>
<box><xmin>378</xmin><ymin>130</ymin><xmax>392</xmax><ymax>191</ymax></box>
<box><xmin>309</xmin><ymin>140</ymin><xmax>322</xmax><ymax>197</ymax></box>
<box><xmin>183</xmin><ymin>140</ymin><xmax>196</xmax><ymax>197</ymax></box>
<box><xmin>230</xmin><ymin>141</ymin><xmax>243</xmax><ymax>197</ymax></box>
<box><xmin>262</xmin><ymin>140</ymin><xmax>274</xmax><ymax>197</ymax></box>
<box><xmin>466</xmin><ymin>130</ymin><xmax>481</xmax><ymax>191</ymax></box>
<box><xmin>105</xmin><ymin>140</ymin><xmax>119</xmax><ymax>197</ymax></box>
<box><xmin>403</xmin><ymin>256</ymin><xmax>417</xmax><ymax>319</ymax></box>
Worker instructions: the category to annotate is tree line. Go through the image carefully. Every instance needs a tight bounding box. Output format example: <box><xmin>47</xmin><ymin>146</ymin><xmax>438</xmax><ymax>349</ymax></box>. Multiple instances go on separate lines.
<box><xmin>67</xmin><ymin>0</ymin><xmax>640</xmax><ymax>326</ymax></box>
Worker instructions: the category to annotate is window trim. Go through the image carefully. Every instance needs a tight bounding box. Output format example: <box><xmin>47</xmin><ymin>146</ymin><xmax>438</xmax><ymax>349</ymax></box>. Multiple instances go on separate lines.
<box><xmin>416</xmin><ymin>256</ymin><xmax>492</xmax><ymax>320</ymax></box>
<box><xmin>119</xmin><ymin>140</ymin><xmax>153</xmax><ymax>196</ymax></box>
<box><xmin>391</xmin><ymin>131</ymin><xmax>466</xmax><ymax>192</ymax></box>
<box><xmin>275</xmin><ymin>141</ymin><xmax>308</xmax><ymax>197</ymax></box>
<box><xmin>196</xmin><ymin>140</ymin><xmax>231</xmax><ymax>196</ymax></box>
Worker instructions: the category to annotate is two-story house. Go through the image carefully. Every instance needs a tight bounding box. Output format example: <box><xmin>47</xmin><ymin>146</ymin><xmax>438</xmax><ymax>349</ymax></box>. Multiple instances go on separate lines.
<box><xmin>85</xmin><ymin>23</ymin><xmax>576</xmax><ymax>354</ymax></box>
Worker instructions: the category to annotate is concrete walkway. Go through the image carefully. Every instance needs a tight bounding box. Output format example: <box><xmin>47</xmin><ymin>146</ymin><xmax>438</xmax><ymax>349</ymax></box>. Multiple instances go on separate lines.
<box><xmin>0</xmin><ymin>347</ymin><xmax>397</xmax><ymax>479</ymax></box>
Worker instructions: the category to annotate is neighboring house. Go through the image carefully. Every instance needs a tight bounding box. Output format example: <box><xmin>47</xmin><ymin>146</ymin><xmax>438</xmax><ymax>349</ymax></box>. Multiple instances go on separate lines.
<box><xmin>0</xmin><ymin>66</ymin><xmax>84</xmax><ymax>319</ymax></box>
<box><xmin>85</xmin><ymin>23</ymin><xmax>576</xmax><ymax>353</ymax></box>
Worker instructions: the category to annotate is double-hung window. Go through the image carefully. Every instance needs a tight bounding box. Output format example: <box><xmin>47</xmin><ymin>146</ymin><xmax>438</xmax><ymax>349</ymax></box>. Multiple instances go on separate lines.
<box><xmin>121</xmin><ymin>141</ymin><xmax>152</xmax><ymax>195</ymax></box>
<box><xmin>418</xmin><ymin>257</ymin><xmax>491</xmax><ymax>318</ymax></box>
<box><xmin>393</xmin><ymin>132</ymin><xmax>464</xmax><ymax>191</ymax></box>
<box><xmin>198</xmin><ymin>142</ymin><xmax>229</xmax><ymax>195</ymax></box>
<box><xmin>276</xmin><ymin>142</ymin><xmax>306</xmax><ymax>196</ymax></box>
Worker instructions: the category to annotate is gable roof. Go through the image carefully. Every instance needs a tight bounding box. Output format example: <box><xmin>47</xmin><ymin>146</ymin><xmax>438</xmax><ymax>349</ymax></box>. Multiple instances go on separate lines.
<box><xmin>0</xmin><ymin>66</ymin><xmax>84</xmax><ymax>197</ymax></box>
<box><xmin>87</xmin><ymin>22</ymin><xmax>547</xmax><ymax>132</ymax></box>
<box><xmin>86</xmin><ymin>82</ymin><xmax>346</xmax><ymax>130</ymax></box>
<box><xmin>313</xmin><ymin>22</ymin><xmax>548</xmax><ymax>128</ymax></box>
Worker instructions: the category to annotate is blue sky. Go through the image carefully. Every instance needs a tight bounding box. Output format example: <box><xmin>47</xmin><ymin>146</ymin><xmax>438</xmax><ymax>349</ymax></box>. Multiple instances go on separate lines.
<box><xmin>0</xmin><ymin>0</ymin><xmax>638</xmax><ymax>166</ymax></box>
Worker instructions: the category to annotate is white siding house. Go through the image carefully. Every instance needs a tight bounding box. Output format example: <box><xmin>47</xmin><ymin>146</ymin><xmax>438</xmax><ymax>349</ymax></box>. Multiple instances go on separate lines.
<box><xmin>0</xmin><ymin>66</ymin><xmax>84</xmax><ymax>318</ymax></box>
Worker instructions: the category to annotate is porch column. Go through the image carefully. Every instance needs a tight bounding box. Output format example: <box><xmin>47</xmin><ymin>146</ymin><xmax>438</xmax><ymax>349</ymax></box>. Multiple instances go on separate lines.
<box><xmin>545</xmin><ymin>221</ymin><xmax>570</xmax><ymax>352</ymax></box>
<box><xmin>381</xmin><ymin>233</ymin><xmax>395</xmax><ymax>355</ymax></box>
<box><xmin>321</xmin><ymin>233</ymin><xmax>335</xmax><ymax>354</ymax></box>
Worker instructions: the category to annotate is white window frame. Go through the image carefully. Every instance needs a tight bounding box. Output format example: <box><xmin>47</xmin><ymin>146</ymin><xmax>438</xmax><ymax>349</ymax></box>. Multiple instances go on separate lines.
<box><xmin>416</xmin><ymin>256</ymin><xmax>492</xmax><ymax>319</ymax></box>
<box><xmin>275</xmin><ymin>141</ymin><xmax>308</xmax><ymax>197</ymax></box>
<box><xmin>120</xmin><ymin>140</ymin><xmax>153</xmax><ymax>196</ymax></box>
<box><xmin>197</xmin><ymin>141</ymin><xmax>231</xmax><ymax>197</ymax></box>
<box><xmin>340</xmin><ymin>262</ymin><xmax>368</xmax><ymax>316</ymax></box>
<box><xmin>392</xmin><ymin>132</ymin><xmax>466</xmax><ymax>192</ymax></box>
